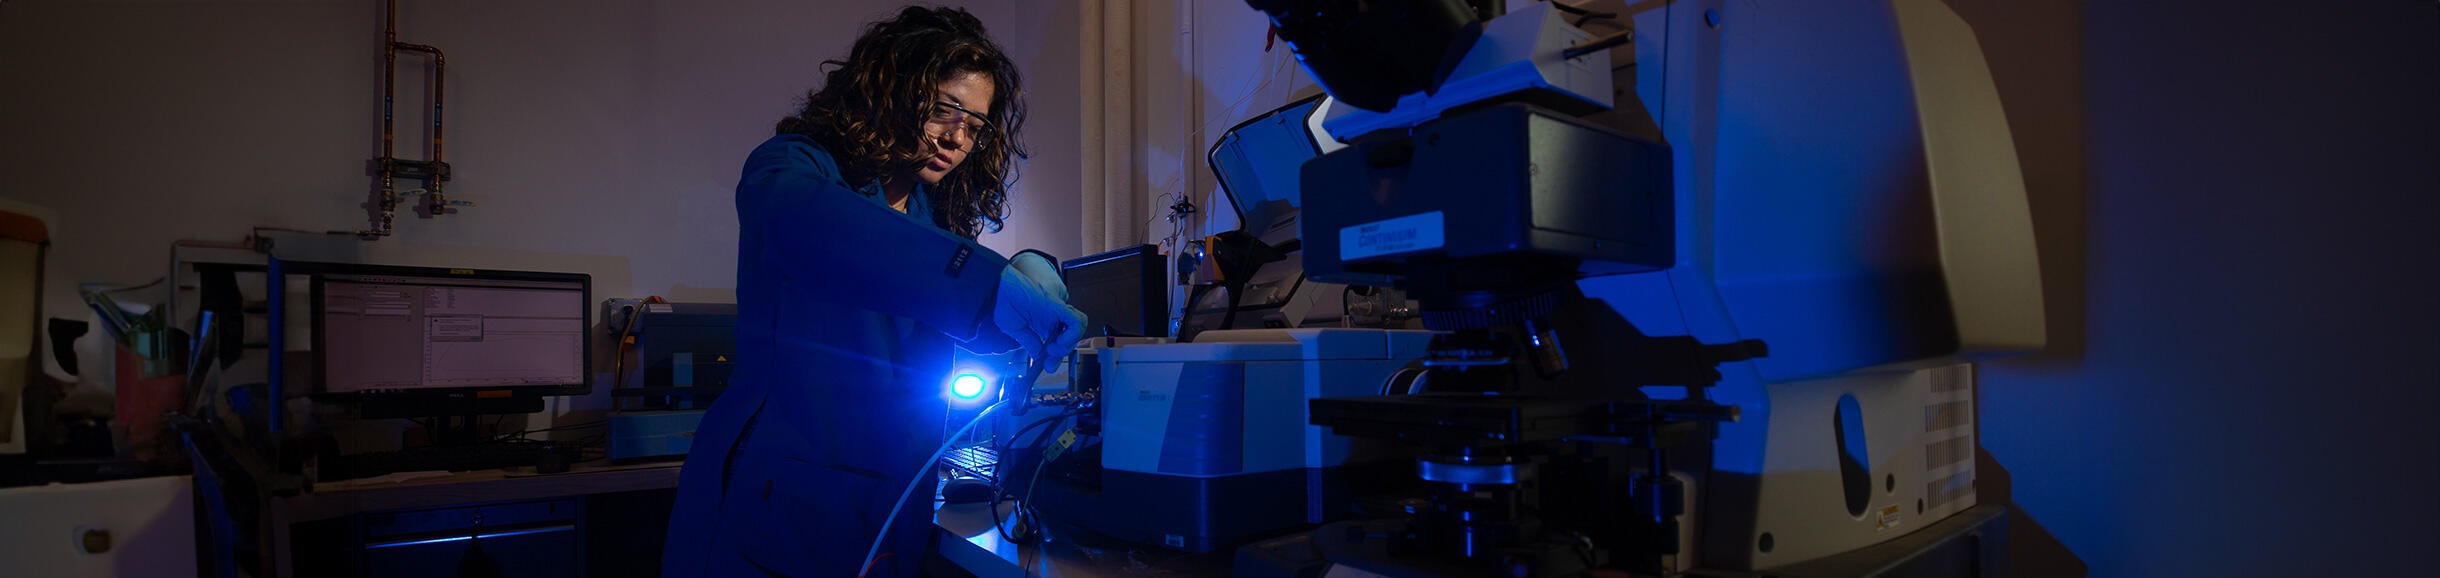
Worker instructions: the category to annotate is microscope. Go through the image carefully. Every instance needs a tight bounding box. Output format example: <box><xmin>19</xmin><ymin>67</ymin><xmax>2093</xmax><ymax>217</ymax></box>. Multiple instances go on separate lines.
<box><xmin>1234</xmin><ymin>0</ymin><xmax>2046</xmax><ymax>576</ymax></box>
<box><xmin>1239</xmin><ymin>1</ymin><xmax>1752</xmax><ymax>574</ymax></box>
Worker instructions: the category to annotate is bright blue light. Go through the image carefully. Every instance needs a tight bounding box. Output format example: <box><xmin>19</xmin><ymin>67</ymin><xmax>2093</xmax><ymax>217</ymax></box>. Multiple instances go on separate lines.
<box><xmin>950</xmin><ymin>374</ymin><xmax>986</xmax><ymax>399</ymax></box>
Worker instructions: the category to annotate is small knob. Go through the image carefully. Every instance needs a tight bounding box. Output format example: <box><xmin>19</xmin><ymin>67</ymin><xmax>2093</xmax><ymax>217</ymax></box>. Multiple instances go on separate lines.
<box><xmin>78</xmin><ymin>528</ymin><xmax>111</xmax><ymax>554</ymax></box>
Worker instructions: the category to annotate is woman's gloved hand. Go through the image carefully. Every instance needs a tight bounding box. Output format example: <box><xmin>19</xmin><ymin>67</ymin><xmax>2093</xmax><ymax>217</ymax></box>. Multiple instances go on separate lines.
<box><xmin>1009</xmin><ymin>251</ymin><xmax>1068</xmax><ymax>302</ymax></box>
<box><xmin>993</xmin><ymin>252</ymin><xmax>1086</xmax><ymax>371</ymax></box>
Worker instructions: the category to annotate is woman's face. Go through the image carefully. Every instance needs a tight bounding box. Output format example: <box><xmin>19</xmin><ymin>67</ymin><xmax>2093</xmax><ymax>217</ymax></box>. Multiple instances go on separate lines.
<box><xmin>915</xmin><ymin>71</ymin><xmax>997</xmax><ymax>185</ymax></box>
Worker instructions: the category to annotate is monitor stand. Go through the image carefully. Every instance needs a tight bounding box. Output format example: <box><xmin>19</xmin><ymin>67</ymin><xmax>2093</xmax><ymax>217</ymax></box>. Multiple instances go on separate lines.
<box><xmin>361</xmin><ymin>395</ymin><xmax>546</xmax><ymax>446</ymax></box>
<box><xmin>315</xmin><ymin>395</ymin><xmax>558</xmax><ymax>481</ymax></box>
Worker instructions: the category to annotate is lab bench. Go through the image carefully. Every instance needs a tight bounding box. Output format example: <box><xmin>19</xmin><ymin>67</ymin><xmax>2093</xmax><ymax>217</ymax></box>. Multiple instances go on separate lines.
<box><xmin>186</xmin><ymin>423</ymin><xmax>680</xmax><ymax>578</ymax></box>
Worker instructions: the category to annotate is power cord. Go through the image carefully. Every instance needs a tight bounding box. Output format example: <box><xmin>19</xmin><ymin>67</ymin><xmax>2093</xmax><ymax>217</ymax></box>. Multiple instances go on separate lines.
<box><xmin>858</xmin><ymin>399</ymin><xmax>1012</xmax><ymax>578</ymax></box>
<box><xmin>988</xmin><ymin>404</ymin><xmax>1092</xmax><ymax>541</ymax></box>
<box><xmin>996</xmin><ymin>414</ymin><xmax>1079</xmax><ymax>578</ymax></box>
<box><xmin>606</xmin><ymin>296</ymin><xmax>666</xmax><ymax>399</ymax></box>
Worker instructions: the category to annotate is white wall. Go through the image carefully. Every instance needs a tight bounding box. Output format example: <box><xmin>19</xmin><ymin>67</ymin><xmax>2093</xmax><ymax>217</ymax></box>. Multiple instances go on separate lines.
<box><xmin>1970</xmin><ymin>0</ymin><xmax>2440</xmax><ymax>576</ymax></box>
<box><xmin>0</xmin><ymin>0</ymin><xmax>1084</xmax><ymax>369</ymax></box>
<box><xmin>1002</xmin><ymin>0</ymin><xmax>1088</xmax><ymax>261</ymax></box>
<box><xmin>1133</xmin><ymin>0</ymin><xmax>1321</xmax><ymax>249</ymax></box>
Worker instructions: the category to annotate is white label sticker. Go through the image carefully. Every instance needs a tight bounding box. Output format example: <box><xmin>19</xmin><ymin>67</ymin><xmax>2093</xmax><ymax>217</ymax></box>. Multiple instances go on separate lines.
<box><xmin>1341</xmin><ymin>211</ymin><xmax>1445</xmax><ymax>261</ymax></box>
<box><xmin>648</xmin><ymin>303</ymin><xmax>674</xmax><ymax>313</ymax></box>
<box><xmin>1876</xmin><ymin>505</ymin><xmax>1903</xmax><ymax>531</ymax></box>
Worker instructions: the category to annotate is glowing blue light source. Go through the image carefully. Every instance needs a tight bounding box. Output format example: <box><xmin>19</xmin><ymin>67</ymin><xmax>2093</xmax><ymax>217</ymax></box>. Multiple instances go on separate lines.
<box><xmin>950</xmin><ymin>374</ymin><xmax>987</xmax><ymax>399</ymax></box>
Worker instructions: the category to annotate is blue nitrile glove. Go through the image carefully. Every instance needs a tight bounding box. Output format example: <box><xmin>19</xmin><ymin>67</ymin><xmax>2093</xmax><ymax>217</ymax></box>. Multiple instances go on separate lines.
<box><xmin>1009</xmin><ymin>250</ymin><xmax>1069</xmax><ymax>302</ymax></box>
<box><xmin>993</xmin><ymin>256</ymin><xmax>1087</xmax><ymax>374</ymax></box>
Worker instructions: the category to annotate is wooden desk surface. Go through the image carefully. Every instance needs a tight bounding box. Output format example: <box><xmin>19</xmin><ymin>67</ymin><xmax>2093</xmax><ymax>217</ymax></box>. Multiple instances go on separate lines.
<box><xmin>280</xmin><ymin>461</ymin><xmax>683</xmax><ymax>523</ymax></box>
<box><xmin>265</xmin><ymin>461</ymin><xmax>683</xmax><ymax>578</ymax></box>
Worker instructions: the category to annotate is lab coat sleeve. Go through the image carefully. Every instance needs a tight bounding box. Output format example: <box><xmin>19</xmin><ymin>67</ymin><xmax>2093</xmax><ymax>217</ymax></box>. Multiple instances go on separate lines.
<box><xmin>736</xmin><ymin>135</ymin><xmax>1004</xmax><ymax>341</ymax></box>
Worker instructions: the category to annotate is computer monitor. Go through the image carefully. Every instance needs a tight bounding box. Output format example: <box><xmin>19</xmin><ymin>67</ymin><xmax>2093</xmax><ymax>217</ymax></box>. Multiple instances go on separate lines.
<box><xmin>266</xmin><ymin>261</ymin><xmax>590</xmax><ymax>420</ymax></box>
<box><xmin>309</xmin><ymin>265</ymin><xmax>590</xmax><ymax>397</ymax></box>
<box><xmin>1061</xmin><ymin>244</ymin><xmax>1168</xmax><ymax>339</ymax></box>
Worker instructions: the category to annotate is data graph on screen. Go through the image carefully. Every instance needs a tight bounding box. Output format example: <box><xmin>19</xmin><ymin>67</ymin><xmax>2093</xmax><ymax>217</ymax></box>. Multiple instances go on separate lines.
<box><xmin>320</xmin><ymin>273</ymin><xmax>587</xmax><ymax>393</ymax></box>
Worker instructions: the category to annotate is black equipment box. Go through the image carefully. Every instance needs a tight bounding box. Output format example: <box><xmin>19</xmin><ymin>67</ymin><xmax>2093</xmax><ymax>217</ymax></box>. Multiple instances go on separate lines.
<box><xmin>634</xmin><ymin>302</ymin><xmax>737</xmax><ymax>388</ymax></box>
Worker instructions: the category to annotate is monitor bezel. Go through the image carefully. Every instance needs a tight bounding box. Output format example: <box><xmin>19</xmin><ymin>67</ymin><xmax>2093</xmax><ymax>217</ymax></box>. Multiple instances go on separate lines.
<box><xmin>292</xmin><ymin>261</ymin><xmax>594</xmax><ymax>399</ymax></box>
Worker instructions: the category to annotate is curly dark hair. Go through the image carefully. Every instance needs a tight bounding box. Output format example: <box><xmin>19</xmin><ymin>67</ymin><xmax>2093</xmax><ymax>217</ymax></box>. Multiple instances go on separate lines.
<box><xmin>775</xmin><ymin>5</ymin><xmax>1026</xmax><ymax>239</ymax></box>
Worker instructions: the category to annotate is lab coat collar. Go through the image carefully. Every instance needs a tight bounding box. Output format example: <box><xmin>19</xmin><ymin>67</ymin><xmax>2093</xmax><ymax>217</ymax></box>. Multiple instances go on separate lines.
<box><xmin>858</xmin><ymin>178</ymin><xmax>937</xmax><ymax>228</ymax></box>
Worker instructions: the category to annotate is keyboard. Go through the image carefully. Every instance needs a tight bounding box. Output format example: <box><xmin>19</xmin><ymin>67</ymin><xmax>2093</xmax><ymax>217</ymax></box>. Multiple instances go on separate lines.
<box><xmin>940</xmin><ymin>445</ymin><xmax>999</xmax><ymax>482</ymax></box>
<box><xmin>318</xmin><ymin>443</ymin><xmax>573</xmax><ymax>482</ymax></box>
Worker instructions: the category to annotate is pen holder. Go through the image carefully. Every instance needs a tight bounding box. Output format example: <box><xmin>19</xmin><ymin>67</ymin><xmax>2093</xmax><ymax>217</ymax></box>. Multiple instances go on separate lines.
<box><xmin>109</xmin><ymin>329</ymin><xmax>186</xmax><ymax>464</ymax></box>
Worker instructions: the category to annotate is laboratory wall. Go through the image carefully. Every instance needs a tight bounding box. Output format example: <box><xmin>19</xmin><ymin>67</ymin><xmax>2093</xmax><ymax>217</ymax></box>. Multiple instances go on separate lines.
<box><xmin>1969</xmin><ymin>0</ymin><xmax>2440</xmax><ymax>576</ymax></box>
<box><xmin>1129</xmin><ymin>0</ymin><xmax>1324</xmax><ymax>250</ymax></box>
<box><xmin>0</xmin><ymin>0</ymin><xmax>1087</xmax><ymax>381</ymax></box>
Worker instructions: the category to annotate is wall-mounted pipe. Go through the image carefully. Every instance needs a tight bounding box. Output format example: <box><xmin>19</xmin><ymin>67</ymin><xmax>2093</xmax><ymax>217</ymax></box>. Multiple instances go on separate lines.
<box><xmin>376</xmin><ymin>0</ymin><xmax>397</xmax><ymax>236</ymax></box>
<box><xmin>369</xmin><ymin>0</ymin><xmax>452</xmax><ymax>238</ymax></box>
<box><xmin>393</xmin><ymin>41</ymin><xmax>445</xmax><ymax>213</ymax></box>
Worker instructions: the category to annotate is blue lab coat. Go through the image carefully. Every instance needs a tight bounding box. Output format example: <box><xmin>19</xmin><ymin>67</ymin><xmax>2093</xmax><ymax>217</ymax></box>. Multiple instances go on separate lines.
<box><xmin>663</xmin><ymin>134</ymin><xmax>1011</xmax><ymax>578</ymax></box>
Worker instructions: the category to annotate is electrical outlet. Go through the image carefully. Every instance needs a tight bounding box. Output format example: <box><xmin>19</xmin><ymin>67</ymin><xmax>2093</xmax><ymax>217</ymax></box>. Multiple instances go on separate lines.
<box><xmin>603</xmin><ymin>298</ymin><xmax>647</xmax><ymax>334</ymax></box>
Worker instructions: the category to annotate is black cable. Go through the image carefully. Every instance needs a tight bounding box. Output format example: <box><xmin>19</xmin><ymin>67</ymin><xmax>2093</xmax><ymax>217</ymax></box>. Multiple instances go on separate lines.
<box><xmin>990</xmin><ymin>414</ymin><xmax>1058</xmax><ymax>541</ymax></box>
<box><xmin>1006</xmin><ymin>412</ymin><xmax>1075</xmax><ymax>447</ymax></box>
<box><xmin>992</xmin><ymin>408</ymin><xmax>1088</xmax><ymax>471</ymax></box>
<box><xmin>988</xmin><ymin>481</ymin><xmax>1040</xmax><ymax>546</ymax></box>
<box><xmin>991</xmin><ymin>413</ymin><xmax>1070</xmax><ymax>541</ymax></box>
<box><xmin>1014</xmin><ymin>441</ymin><xmax>1058</xmax><ymax>577</ymax></box>
<box><xmin>979</xmin><ymin>401</ymin><xmax>1096</xmax><ymax>574</ymax></box>
<box><xmin>1021</xmin><ymin>529</ymin><xmax>1042</xmax><ymax>578</ymax></box>
<box><xmin>490</xmin><ymin>420</ymin><xmax>607</xmax><ymax>442</ymax></box>
<box><xmin>990</xmin><ymin>409</ymin><xmax>1092</xmax><ymax>560</ymax></box>
<box><xmin>606</xmin><ymin>300</ymin><xmax>650</xmax><ymax>407</ymax></box>
<box><xmin>989</xmin><ymin>490</ymin><xmax>1027</xmax><ymax>543</ymax></box>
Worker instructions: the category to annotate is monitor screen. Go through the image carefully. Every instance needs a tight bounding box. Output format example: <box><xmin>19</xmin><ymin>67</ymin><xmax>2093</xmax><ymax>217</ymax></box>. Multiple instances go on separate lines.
<box><xmin>315</xmin><ymin>270</ymin><xmax>588</xmax><ymax>394</ymax></box>
<box><xmin>1062</xmin><ymin>245</ymin><xmax>1167</xmax><ymax>339</ymax></box>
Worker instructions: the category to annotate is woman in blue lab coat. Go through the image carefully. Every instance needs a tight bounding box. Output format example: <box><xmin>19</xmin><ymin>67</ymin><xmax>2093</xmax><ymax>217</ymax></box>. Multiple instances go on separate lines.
<box><xmin>662</xmin><ymin>7</ymin><xmax>1084</xmax><ymax>577</ymax></box>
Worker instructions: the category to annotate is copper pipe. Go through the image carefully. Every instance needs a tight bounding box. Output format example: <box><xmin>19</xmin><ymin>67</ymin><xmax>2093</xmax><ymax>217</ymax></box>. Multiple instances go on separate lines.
<box><xmin>376</xmin><ymin>0</ymin><xmax>398</xmax><ymax>236</ymax></box>
<box><xmin>430</xmin><ymin>49</ymin><xmax>444</xmax><ymax>211</ymax></box>
<box><xmin>382</xmin><ymin>0</ymin><xmax>396</xmax><ymax>165</ymax></box>
<box><xmin>375</xmin><ymin>0</ymin><xmax>449</xmax><ymax>230</ymax></box>
<box><xmin>394</xmin><ymin>41</ymin><xmax>446</xmax><ymax>213</ymax></box>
